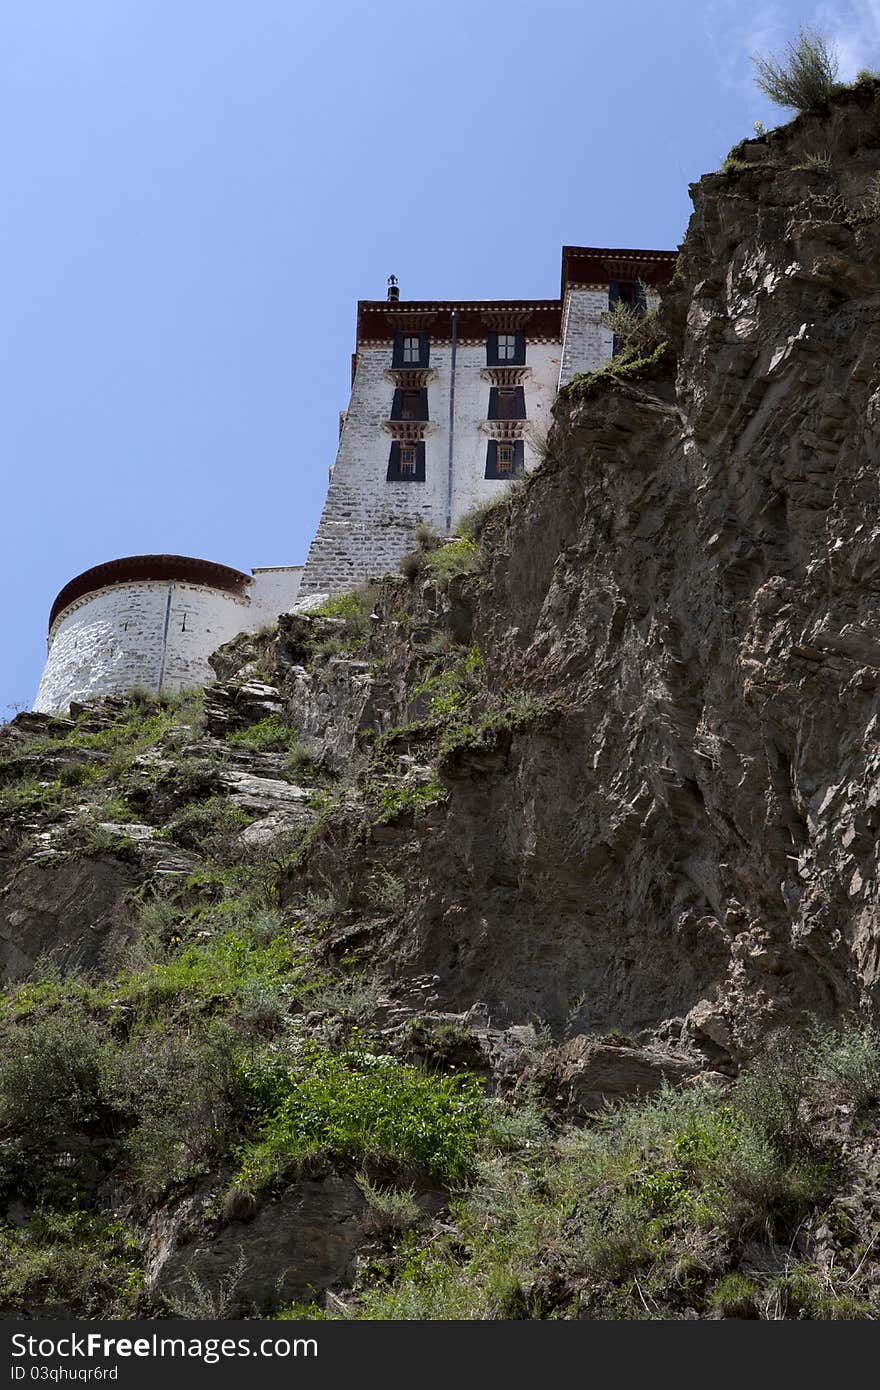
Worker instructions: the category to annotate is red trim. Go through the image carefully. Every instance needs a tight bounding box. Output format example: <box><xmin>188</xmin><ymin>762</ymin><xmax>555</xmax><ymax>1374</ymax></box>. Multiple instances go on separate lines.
<box><xmin>48</xmin><ymin>555</ymin><xmax>250</xmax><ymax>630</ymax></box>
<box><xmin>357</xmin><ymin>301</ymin><xmax>563</xmax><ymax>347</ymax></box>
<box><xmin>356</xmin><ymin>248</ymin><xmax>677</xmax><ymax>348</ymax></box>
<box><xmin>561</xmin><ymin>246</ymin><xmax>678</xmax><ymax>295</ymax></box>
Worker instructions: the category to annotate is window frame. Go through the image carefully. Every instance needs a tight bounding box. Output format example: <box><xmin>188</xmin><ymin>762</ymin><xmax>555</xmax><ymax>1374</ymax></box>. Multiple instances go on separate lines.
<box><xmin>390</xmin><ymin>387</ymin><xmax>429</xmax><ymax>422</ymax></box>
<box><xmin>488</xmin><ymin>386</ymin><xmax>526</xmax><ymax>421</ymax></box>
<box><xmin>485</xmin><ymin>439</ymin><xmax>525</xmax><ymax>480</ymax></box>
<box><xmin>387</xmin><ymin>440</ymin><xmax>426</xmax><ymax>482</ymax></box>
<box><xmin>392</xmin><ymin>332</ymin><xmax>430</xmax><ymax>368</ymax></box>
<box><xmin>486</xmin><ymin>330</ymin><xmax>526</xmax><ymax>367</ymax></box>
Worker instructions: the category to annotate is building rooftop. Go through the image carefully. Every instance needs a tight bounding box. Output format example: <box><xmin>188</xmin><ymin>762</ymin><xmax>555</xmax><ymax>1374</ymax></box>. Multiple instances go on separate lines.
<box><xmin>48</xmin><ymin>555</ymin><xmax>250</xmax><ymax>630</ymax></box>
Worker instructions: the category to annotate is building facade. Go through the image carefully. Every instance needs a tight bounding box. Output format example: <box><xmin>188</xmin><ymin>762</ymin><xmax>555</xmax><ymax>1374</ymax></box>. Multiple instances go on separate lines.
<box><xmin>298</xmin><ymin>245</ymin><xmax>676</xmax><ymax>595</ymax></box>
<box><xmin>33</xmin><ymin>243</ymin><xmax>676</xmax><ymax>713</ymax></box>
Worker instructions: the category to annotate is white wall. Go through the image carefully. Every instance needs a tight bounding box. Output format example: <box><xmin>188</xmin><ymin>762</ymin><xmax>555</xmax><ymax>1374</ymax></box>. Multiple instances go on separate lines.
<box><xmin>33</xmin><ymin>580</ymin><xmax>254</xmax><ymax>713</ymax></box>
<box><xmin>299</xmin><ymin>337</ymin><xmax>562</xmax><ymax>595</ymax></box>
<box><xmin>249</xmin><ymin>566</ymin><xmax>304</xmax><ymax>624</ymax></box>
<box><xmin>34</xmin><ymin>567</ymin><xmax>305</xmax><ymax>714</ymax></box>
<box><xmin>558</xmin><ymin>287</ymin><xmax>614</xmax><ymax>387</ymax></box>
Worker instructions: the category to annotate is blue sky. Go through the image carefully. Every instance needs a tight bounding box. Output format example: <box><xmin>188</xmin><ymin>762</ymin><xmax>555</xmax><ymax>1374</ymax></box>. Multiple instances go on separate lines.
<box><xmin>2</xmin><ymin>0</ymin><xmax>878</xmax><ymax>713</ymax></box>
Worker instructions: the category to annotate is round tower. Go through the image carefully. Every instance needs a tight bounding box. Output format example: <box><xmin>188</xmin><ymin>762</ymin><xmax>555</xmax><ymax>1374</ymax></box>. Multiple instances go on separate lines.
<box><xmin>34</xmin><ymin>555</ymin><xmax>255</xmax><ymax>714</ymax></box>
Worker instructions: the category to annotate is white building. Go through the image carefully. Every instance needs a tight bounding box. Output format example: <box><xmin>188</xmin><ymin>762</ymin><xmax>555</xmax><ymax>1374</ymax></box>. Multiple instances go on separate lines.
<box><xmin>298</xmin><ymin>245</ymin><xmax>676</xmax><ymax>595</ymax></box>
<box><xmin>33</xmin><ymin>556</ymin><xmax>303</xmax><ymax>713</ymax></box>
<box><xmin>33</xmin><ymin>244</ymin><xmax>676</xmax><ymax>712</ymax></box>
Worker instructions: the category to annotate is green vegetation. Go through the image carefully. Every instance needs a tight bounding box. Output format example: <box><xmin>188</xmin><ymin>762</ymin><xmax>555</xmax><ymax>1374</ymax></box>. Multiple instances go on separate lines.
<box><xmin>562</xmin><ymin>337</ymin><xmax>669</xmax><ymax>402</ymax></box>
<box><xmin>305</xmin><ymin>587</ymin><xmax>376</xmax><ymax>661</ymax></box>
<box><xmin>438</xmin><ymin>691</ymin><xmax>556</xmax><ymax>762</ymax></box>
<box><xmin>422</xmin><ymin>536</ymin><xmax>480</xmax><ymax>581</ymax></box>
<box><xmin>753</xmin><ymin>25</ymin><xmax>839</xmax><ymax>111</ymax></box>
<box><xmin>455</xmin><ymin>489</ymin><xmax>521</xmax><ymax>541</ymax></box>
<box><xmin>399</xmin><ymin>523</ymin><xmax>483</xmax><ymax>587</ymax></box>
<box><xmin>227</xmin><ymin>713</ymin><xmax>297</xmax><ymax>752</ymax></box>
<box><xmin>167</xmin><ymin>796</ymin><xmax>254</xmax><ymax>854</ymax></box>
<box><xmin>0</xmin><ymin>1212</ymin><xmax>144</xmax><ymax>1318</ymax></box>
<box><xmin>233</xmin><ymin>1041</ymin><xmax>485</xmax><ymax>1192</ymax></box>
<box><xmin>337</xmin><ymin>1030</ymin><xmax>879</xmax><ymax>1320</ymax></box>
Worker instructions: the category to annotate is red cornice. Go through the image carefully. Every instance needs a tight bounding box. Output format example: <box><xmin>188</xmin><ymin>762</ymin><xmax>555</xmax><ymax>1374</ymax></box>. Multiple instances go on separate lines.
<box><xmin>560</xmin><ymin>245</ymin><xmax>678</xmax><ymax>295</ymax></box>
<box><xmin>49</xmin><ymin>555</ymin><xmax>251</xmax><ymax>630</ymax></box>
<box><xmin>357</xmin><ymin>300</ymin><xmax>563</xmax><ymax>346</ymax></box>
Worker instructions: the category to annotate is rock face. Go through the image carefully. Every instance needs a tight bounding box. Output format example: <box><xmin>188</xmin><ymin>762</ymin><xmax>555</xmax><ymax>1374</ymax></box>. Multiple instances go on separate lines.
<box><xmin>536</xmin><ymin>1037</ymin><xmax>704</xmax><ymax>1118</ymax></box>
<box><xmin>148</xmin><ymin>1177</ymin><xmax>368</xmax><ymax>1313</ymax></box>
<box><xmin>290</xmin><ymin>86</ymin><xmax>880</xmax><ymax>1061</ymax></box>
<box><xmin>0</xmin><ymin>854</ymin><xmax>139</xmax><ymax>984</ymax></box>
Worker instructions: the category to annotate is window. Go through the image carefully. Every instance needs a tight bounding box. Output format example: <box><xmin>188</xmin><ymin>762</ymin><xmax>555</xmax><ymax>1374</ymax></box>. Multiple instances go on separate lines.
<box><xmin>486</xmin><ymin>330</ymin><xmax>525</xmax><ymax>366</ymax></box>
<box><xmin>609</xmin><ymin>279</ymin><xmax>647</xmax><ymax>312</ymax></box>
<box><xmin>488</xmin><ymin>386</ymin><xmax>526</xmax><ymax>420</ymax></box>
<box><xmin>485</xmin><ymin>439</ymin><xmax>524</xmax><ymax>479</ymax></box>
<box><xmin>387</xmin><ymin>441</ymin><xmax>426</xmax><ymax>481</ymax></box>
<box><xmin>390</xmin><ymin>387</ymin><xmax>429</xmax><ymax>421</ymax></box>
<box><xmin>393</xmin><ymin>333</ymin><xmax>430</xmax><ymax>367</ymax></box>
<box><xmin>608</xmin><ymin>281</ymin><xmax>647</xmax><ymax>355</ymax></box>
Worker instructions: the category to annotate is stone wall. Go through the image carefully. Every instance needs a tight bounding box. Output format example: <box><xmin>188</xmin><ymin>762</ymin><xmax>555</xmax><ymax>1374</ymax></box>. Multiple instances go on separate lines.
<box><xmin>34</xmin><ymin>565</ymin><xmax>305</xmax><ymax>714</ymax></box>
<box><xmin>558</xmin><ymin>287</ymin><xmax>614</xmax><ymax>388</ymax></box>
<box><xmin>299</xmin><ymin>340</ymin><xmax>562</xmax><ymax>596</ymax></box>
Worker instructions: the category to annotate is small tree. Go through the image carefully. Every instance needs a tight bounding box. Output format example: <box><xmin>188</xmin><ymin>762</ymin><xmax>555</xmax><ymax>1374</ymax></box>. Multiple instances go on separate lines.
<box><xmin>753</xmin><ymin>25</ymin><xmax>839</xmax><ymax>111</ymax></box>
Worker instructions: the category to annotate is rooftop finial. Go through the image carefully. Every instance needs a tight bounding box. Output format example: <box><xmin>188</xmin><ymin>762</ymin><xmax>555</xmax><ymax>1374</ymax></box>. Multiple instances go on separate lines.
<box><xmin>387</xmin><ymin>273</ymin><xmax>399</xmax><ymax>303</ymax></box>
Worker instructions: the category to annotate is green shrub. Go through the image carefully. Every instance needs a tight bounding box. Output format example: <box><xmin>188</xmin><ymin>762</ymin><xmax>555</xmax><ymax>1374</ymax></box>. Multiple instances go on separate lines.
<box><xmin>163</xmin><ymin>754</ymin><xmax>225</xmax><ymax>802</ymax></box>
<box><xmin>809</xmin><ymin>1023</ymin><xmax>880</xmax><ymax>1110</ymax></box>
<box><xmin>399</xmin><ymin>549</ymin><xmax>425</xmax><ymax>582</ymax></box>
<box><xmin>362</xmin><ymin>774</ymin><xmax>446</xmax><ymax>825</ymax></box>
<box><xmin>233</xmin><ymin>1041</ymin><xmax>485</xmax><ymax>1190</ymax></box>
<box><xmin>308</xmin><ymin>587</ymin><xmax>375</xmax><ymax>651</ymax></box>
<box><xmin>355</xmin><ymin>1173</ymin><xmax>421</xmax><ymax>1233</ymax></box>
<box><xmin>455</xmin><ymin>491</ymin><xmax>519</xmax><ymax>541</ymax></box>
<box><xmin>168</xmin><ymin>796</ymin><xmax>253</xmax><ymax>854</ymax></box>
<box><xmin>228</xmin><ymin>714</ymin><xmax>298</xmax><ymax>752</ymax></box>
<box><xmin>105</xmin><ymin>923</ymin><xmax>307</xmax><ymax>1018</ymax></box>
<box><xmin>602</xmin><ymin>297</ymin><xmax>663</xmax><ymax>359</ymax></box>
<box><xmin>734</xmin><ymin>1034</ymin><xmax>812</xmax><ymax>1152</ymax></box>
<box><xmin>0</xmin><ymin>1008</ymin><xmax>117</xmax><ymax>1152</ymax></box>
<box><xmin>119</xmin><ymin>1022</ymin><xmax>251</xmax><ymax>1196</ymax></box>
<box><xmin>709</xmin><ymin>1271</ymin><xmax>760</xmax><ymax>1317</ymax></box>
<box><xmin>563</xmin><ymin>336</ymin><xmax>669</xmax><ymax>400</ymax></box>
<box><xmin>0</xmin><ymin>1211</ymin><xmax>144</xmax><ymax>1318</ymax></box>
<box><xmin>422</xmin><ymin>538</ymin><xmax>480</xmax><ymax>582</ymax></box>
<box><xmin>753</xmin><ymin>25</ymin><xmax>839</xmax><ymax>111</ymax></box>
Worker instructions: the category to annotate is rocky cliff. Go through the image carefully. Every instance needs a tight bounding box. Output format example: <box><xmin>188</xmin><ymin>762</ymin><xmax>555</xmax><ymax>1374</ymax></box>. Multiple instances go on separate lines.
<box><xmin>4</xmin><ymin>83</ymin><xmax>880</xmax><ymax>1320</ymax></box>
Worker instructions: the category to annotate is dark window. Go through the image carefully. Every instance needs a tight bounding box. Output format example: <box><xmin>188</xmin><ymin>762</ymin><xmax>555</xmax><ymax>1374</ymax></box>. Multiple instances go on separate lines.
<box><xmin>485</xmin><ymin>439</ymin><xmax>524</xmax><ymax>479</ymax></box>
<box><xmin>387</xmin><ymin>440</ymin><xmax>426</xmax><ymax>482</ymax></box>
<box><xmin>392</xmin><ymin>332</ymin><xmax>430</xmax><ymax>367</ymax></box>
<box><xmin>486</xmin><ymin>330</ymin><xmax>526</xmax><ymax>366</ymax></box>
<box><xmin>608</xmin><ymin>279</ymin><xmax>647</xmax><ymax>312</ymax></box>
<box><xmin>488</xmin><ymin>386</ymin><xmax>526</xmax><ymax>420</ymax></box>
<box><xmin>390</xmin><ymin>387</ymin><xmax>429</xmax><ymax>421</ymax></box>
<box><xmin>608</xmin><ymin>280</ymin><xmax>647</xmax><ymax>355</ymax></box>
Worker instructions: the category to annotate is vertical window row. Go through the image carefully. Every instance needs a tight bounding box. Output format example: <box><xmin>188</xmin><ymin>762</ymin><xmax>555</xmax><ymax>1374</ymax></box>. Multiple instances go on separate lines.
<box><xmin>485</xmin><ymin>334</ymin><xmax>526</xmax><ymax>478</ymax></box>
<box><xmin>387</xmin><ymin>333</ymin><xmax>430</xmax><ymax>482</ymax></box>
